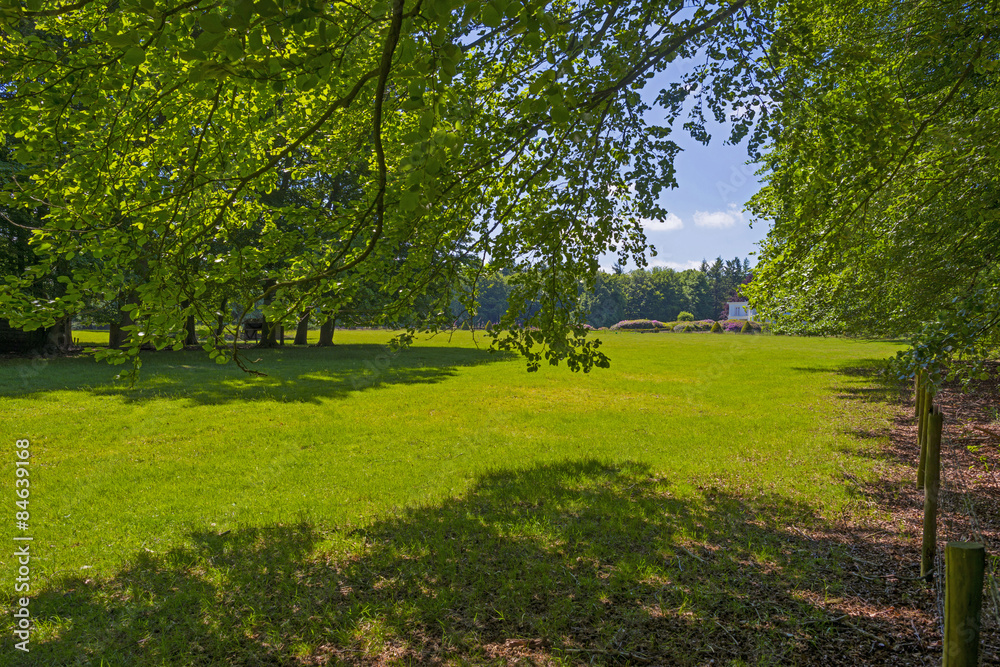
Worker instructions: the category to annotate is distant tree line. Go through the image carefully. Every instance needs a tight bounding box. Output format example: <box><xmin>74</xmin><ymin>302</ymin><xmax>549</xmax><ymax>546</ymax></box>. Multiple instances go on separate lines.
<box><xmin>459</xmin><ymin>257</ymin><xmax>753</xmax><ymax>329</ymax></box>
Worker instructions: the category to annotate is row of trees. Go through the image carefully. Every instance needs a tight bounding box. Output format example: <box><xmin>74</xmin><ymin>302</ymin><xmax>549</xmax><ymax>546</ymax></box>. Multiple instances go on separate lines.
<box><xmin>466</xmin><ymin>257</ymin><xmax>752</xmax><ymax>329</ymax></box>
<box><xmin>40</xmin><ymin>253</ymin><xmax>753</xmax><ymax>339</ymax></box>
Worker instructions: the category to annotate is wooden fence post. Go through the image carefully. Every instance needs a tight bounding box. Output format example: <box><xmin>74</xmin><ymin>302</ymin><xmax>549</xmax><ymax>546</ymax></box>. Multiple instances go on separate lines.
<box><xmin>921</xmin><ymin>406</ymin><xmax>943</xmax><ymax>580</ymax></box>
<box><xmin>915</xmin><ymin>370</ymin><xmax>924</xmax><ymax>418</ymax></box>
<box><xmin>944</xmin><ymin>542</ymin><xmax>985</xmax><ymax>666</ymax></box>
<box><xmin>917</xmin><ymin>387</ymin><xmax>932</xmax><ymax>489</ymax></box>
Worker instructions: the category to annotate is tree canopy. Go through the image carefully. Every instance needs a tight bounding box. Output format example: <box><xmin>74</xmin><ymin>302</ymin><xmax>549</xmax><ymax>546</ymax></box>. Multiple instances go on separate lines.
<box><xmin>744</xmin><ymin>0</ymin><xmax>1000</xmax><ymax>384</ymax></box>
<box><xmin>0</xmin><ymin>0</ymin><xmax>773</xmax><ymax>372</ymax></box>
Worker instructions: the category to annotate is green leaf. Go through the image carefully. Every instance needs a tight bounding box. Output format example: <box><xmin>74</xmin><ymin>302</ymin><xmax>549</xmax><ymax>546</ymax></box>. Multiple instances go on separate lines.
<box><xmin>266</xmin><ymin>22</ymin><xmax>284</xmax><ymax>45</ymax></box>
<box><xmin>402</xmin><ymin>131</ymin><xmax>424</xmax><ymax>145</ymax></box>
<box><xmin>194</xmin><ymin>30</ymin><xmax>224</xmax><ymax>52</ymax></box>
<box><xmin>397</xmin><ymin>37</ymin><xmax>417</xmax><ymax>64</ymax></box>
<box><xmin>481</xmin><ymin>5</ymin><xmax>501</xmax><ymax>28</ymax></box>
<box><xmin>254</xmin><ymin>0</ymin><xmax>280</xmax><ymax>16</ymax></box>
<box><xmin>222</xmin><ymin>37</ymin><xmax>244</xmax><ymax>61</ymax></box>
<box><xmin>400</xmin><ymin>191</ymin><xmax>420</xmax><ymax>212</ymax></box>
<box><xmin>123</xmin><ymin>47</ymin><xmax>146</xmax><ymax>67</ymax></box>
<box><xmin>105</xmin><ymin>31</ymin><xmax>138</xmax><ymax>48</ymax></box>
<box><xmin>550</xmin><ymin>101</ymin><xmax>569</xmax><ymax>125</ymax></box>
<box><xmin>247</xmin><ymin>30</ymin><xmax>265</xmax><ymax>53</ymax></box>
<box><xmin>200</xmin><ymin>13</ymin><xmax>226</xmax><ymax>34</ymax></box>
<box><xmin>295</xmin><ymin>72</ymin><xmax>319</xmax><ymax>90</ymax></box>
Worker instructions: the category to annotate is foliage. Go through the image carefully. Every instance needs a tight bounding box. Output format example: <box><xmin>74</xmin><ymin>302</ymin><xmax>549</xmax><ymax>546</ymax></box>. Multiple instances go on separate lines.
<box><xmin>745</xmin><ymin>0</ymin><xmax>1000</xmax><ymax>385</ymax></box>
<box><xmin>673</xmin><ymin>320</ymin><xmax>712</xmax><ymax>332</ymax></box>
<box><xmin>740</xmin><ymin>320</ymin><xmax>752</xmax><ymax>334</ymax></box>
<box><xmin>701</xmin><ymin>257</ymin><xmax>753</xmax><ymax>320</ymax></box>
<box><xmin>0</xmin><ymin>0</ymin><xmax>774</xmax><ymax>373</ymax></box>
<box><xmin>721</xmin><ymin>319</ymin><xmax>761</xmax><ymax>333</ymax></box>
<box><xmin>570</xmin><ymin>259</ymin><xmax>750</xmax><ymax>329</ymax></box>
<box><xmin>710</xmin><ymin>321</ymin><xmax>723</xmax><ymax>333</ymax></box>
<box><xmin>677</xmin><ymin>311</ymin><xmax>694</xmax><ymax>322</ymax></box>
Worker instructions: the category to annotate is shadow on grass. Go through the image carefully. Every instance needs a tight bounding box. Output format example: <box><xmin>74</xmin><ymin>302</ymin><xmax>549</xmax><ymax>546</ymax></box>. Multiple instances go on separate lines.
<box><xmin>792</xmin><ymin>359</ymin><xmax>908</xmax><ymax>406</ymax></box>
<box><xmin>7</xmin><ymin>460</ymin><xmax>924</xmax><ymax>666</ymax></box>
<box><xmin>0</xmin><ymin>344</ymin><xmax>513</xmax><ymax>406</ymax></box>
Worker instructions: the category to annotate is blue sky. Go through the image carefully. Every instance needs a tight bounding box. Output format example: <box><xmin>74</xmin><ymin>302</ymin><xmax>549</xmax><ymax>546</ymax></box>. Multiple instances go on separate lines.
<box><xmin>599</xmin><ymin>57</ymin><xmax>771</xmax><ymax>273</ymax></box>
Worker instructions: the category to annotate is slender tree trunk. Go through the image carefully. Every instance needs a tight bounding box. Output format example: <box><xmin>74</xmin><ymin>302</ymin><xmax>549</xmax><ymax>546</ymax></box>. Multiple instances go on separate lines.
<box><xmin>294</xmin><ymin>312</ymin><xmax>309</xmax><ymax>345</ymax></box>
<box><xmin>318</xmin><ymin>317</ymin><xmax>335</xmax><ymax>346</ymax></box>
<box><xmin>215</xmin><ymin>297</ymin><xmax>228</xmax><ymax>339</ymax></box>
<box><xmin>279</xmin><ymin>324</ymin><xmax>285</xmax><ymax>345</ymax></box>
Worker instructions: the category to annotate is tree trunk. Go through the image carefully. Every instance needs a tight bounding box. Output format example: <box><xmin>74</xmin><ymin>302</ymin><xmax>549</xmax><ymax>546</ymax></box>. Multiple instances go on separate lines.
<box><xmin>45</xmin><ymin>317</ymin><xmax>71</xmax><ymax>351</ymax></box>
<box><xmin>108</xmin><ymin>322</ymin><xmax>123</xmax><ymax>349</ymax></box>
<box><xmin>109</xmin><ymin>302</ymin><xmax>135</xmax><ymax>349</ymax></box>
<box><xmin>294</xmin><ymin>312</ymin><xmax>309</xmax><ymax>345</ymax></box>
<box><xmin>215</xmin><ymin>298</ymin><xmax>228</xmax><ymax>339</ymax></box>
<box><xmin>184</xmin><ymin>314</ymin><xmax>198</xmax><ymax>346</ymax></box>
<box><xmin>258</xmin><ymin>317</ymin><xmax>279</xmax><ymax>348</ymax></box>
<box><xmin>318</xmin><ymin>317</ymin><xmax>335</xmax><ymax>346</ymax></box>
<box><xmin>279</xmin><ymin>324</ymin><xmax>285</xmax><ymax>345</ymax></box>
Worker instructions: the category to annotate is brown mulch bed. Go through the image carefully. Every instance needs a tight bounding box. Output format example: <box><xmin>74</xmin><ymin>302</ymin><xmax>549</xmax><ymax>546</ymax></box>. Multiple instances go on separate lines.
<box><xmin>802</xmin><ymin>363</ymin><xmax>1000</xmax><ymax>666</ymax></box>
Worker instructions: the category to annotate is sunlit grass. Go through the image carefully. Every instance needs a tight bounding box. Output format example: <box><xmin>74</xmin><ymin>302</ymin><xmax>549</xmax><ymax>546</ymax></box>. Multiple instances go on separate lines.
<box><xmin>0</xmin><ymin>331</ymin><xmax>904</xmax><ymax>664</ymax></box>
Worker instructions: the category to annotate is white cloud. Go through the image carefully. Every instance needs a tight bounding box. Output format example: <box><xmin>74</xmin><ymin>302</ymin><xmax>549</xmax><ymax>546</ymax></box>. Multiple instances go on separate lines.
<box><xmin>693</xmin><ymin>204</ymin><xmax>745</xmax><ymax>229</ymax></box>
<box><xmin>639</xmin><ymin>213</ymin><xmax>683</xmax><ymax>232</ymax></box>
<box><xmin>649</xmin><ymin>259</ymin><xmax>701</xmax><ymax>271</ymax></box>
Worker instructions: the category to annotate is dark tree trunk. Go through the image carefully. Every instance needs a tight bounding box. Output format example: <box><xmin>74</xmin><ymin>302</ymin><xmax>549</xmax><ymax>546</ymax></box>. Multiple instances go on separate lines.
<box><xmin>29</xmin><ymin>317</ymin><xmax>71</xmax><ymax>353</ymax></box>
<box><xmin>184</xmin><ymin>314</ymin><xmax>198</xmax><ymax>346</ymax></box>
<box><xmin>109</xmin><ymin>302</ymin><xmax>134</xmax><ymax>349</ymax></box>
<box><xmin>215</xmin><ymin>298</ymin><xmax>228</xmax><ymax>339</ymax></box>
<box><xmin>108</xmin><ymin>322</ymin><xmax>123</xmax><ymax>349</ymax></box>
<box><xmin>258</xmin><ymin>317</ymin><xmax>279</xmax><ymax>348</ymax></box>
<box><xmin>317</xmin><ymin>317</ymin><xmax>335</xmax><ymax>346</ymax></box>
<box><xmin>48</xmin><ymin>317</ymin><xmax>72</xmax><ymax>351</ymax></box>
<box><xmin>294</xmin><ymin>312</ymin><xmax>309</xmax><ymax>345</ymax></box>
<box><xmin>279</xmin><ymin>323</ymin><xmax>285</xmax><ymax>345</ymax></box>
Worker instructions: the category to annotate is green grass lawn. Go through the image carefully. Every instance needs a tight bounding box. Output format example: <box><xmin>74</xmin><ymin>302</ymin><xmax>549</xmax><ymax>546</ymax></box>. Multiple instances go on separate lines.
<box><xmin>0</xmin><ymin>332</ymin><xmax>904</xmax><ymax>665</ymax></box>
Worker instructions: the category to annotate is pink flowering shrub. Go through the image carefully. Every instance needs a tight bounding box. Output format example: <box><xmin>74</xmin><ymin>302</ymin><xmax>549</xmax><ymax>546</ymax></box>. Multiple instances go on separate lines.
<box><xmin>609</xmin><ymin>319</ymin><xmax>672</xmax><ymax>331</ymax></box>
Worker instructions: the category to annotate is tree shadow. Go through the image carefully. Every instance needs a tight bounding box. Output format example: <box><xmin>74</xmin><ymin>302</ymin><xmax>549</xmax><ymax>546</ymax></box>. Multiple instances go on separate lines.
<box><xmin>792</xmin><ymin>360</ymin><xmax>908</xmax><ymax>406</ymax></box>
<box><xmin>8</xmin><ymin>460</ymin><xmax>933</xmax><ymax>666</ymax></box>
<box><xmin>0</xmin><ymin>344</ymin><xmax>514</xmax><ymax>406</ymax></box>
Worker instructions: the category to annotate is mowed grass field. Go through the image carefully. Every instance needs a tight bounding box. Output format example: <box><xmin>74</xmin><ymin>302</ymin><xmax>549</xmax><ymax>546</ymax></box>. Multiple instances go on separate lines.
<box><xmin>0</xmin><ymin>331</ymin><xmax>904</xmax><ymax>665</ymax></box>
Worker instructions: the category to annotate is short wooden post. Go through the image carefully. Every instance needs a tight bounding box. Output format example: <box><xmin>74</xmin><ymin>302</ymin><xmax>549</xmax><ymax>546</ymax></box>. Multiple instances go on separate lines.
<box><xmin>943</xmin><ymin>542</ymin><xmax>985</xmax><ymax>667</ymax></box>
<box><xmin>917</xmin><ymin>388</ymin><xmax>932</xmax><ymax>489</ymax></box>
<box><xmin>921</xmin><ymin>407</ymin><xmax>943</xmax><ymax>580</ymax></box>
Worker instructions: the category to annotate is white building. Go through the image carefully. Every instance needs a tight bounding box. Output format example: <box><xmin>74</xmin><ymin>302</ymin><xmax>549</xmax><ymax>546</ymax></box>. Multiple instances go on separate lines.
<box><xmin>726</xmin><ymin>301</ymin><xmax>757</xmax><ymax>321</ymax></box>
